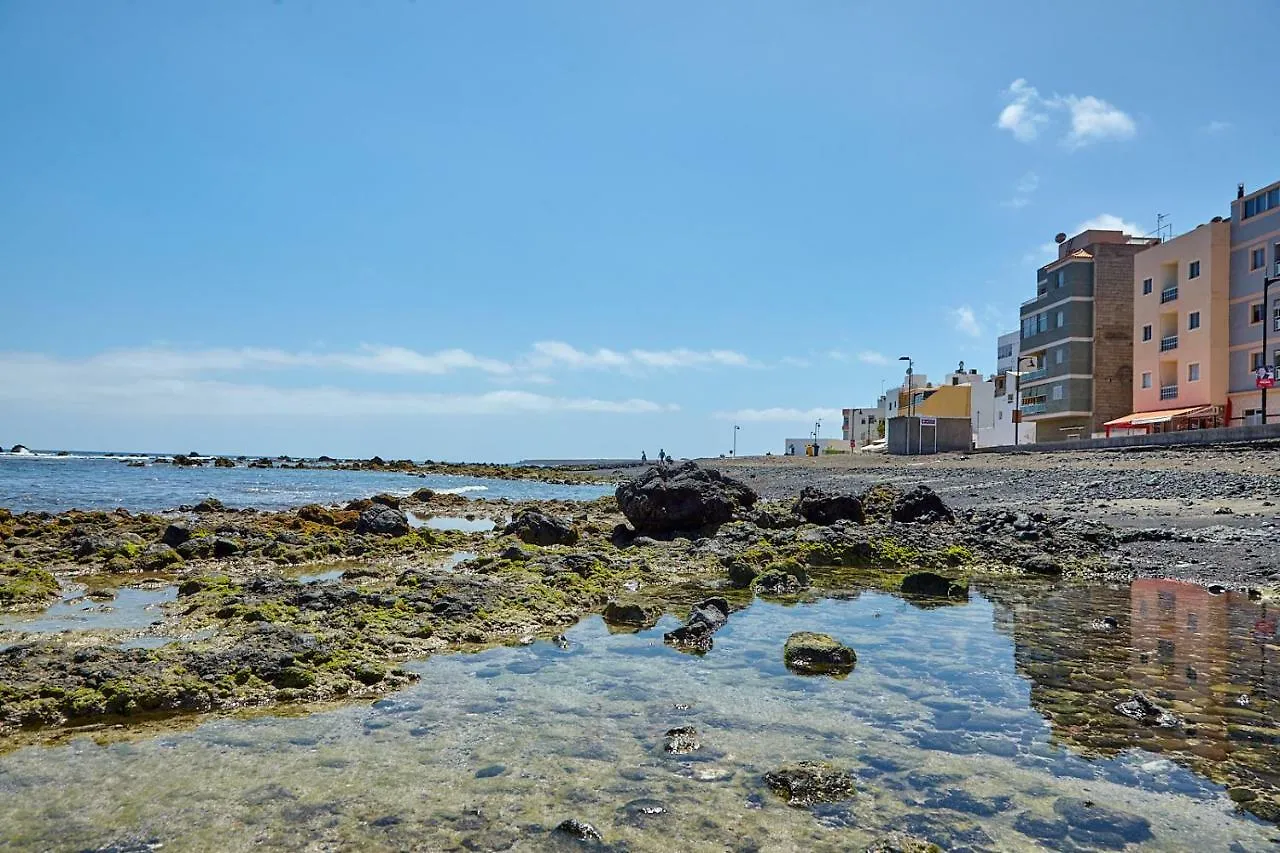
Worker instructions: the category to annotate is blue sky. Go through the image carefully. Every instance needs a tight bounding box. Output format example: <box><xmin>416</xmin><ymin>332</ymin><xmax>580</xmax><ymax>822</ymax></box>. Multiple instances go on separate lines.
<box><xmin>2</xmin><ymin>1</ymin><xmax>1277</xmax><ymax>460</ymax></box>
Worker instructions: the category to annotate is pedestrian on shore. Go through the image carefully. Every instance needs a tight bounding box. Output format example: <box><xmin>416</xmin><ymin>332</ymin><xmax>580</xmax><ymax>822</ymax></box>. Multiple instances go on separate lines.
<box><xmin>641</xmin><ymin>451</ymin><xmax>647</xmax><ymax>462</ymax></box>
<box><xmin>659</xmin><ymin>449</ymin><xmax>666</xmax><ymax>465</ymax></box>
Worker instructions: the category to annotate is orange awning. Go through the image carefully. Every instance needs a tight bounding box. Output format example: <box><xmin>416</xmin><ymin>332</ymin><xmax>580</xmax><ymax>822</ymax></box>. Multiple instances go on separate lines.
<box><xmin>1104</xmin><ymin>406</ymin><xmax>1217</xmax><ymax>428</ymax></box>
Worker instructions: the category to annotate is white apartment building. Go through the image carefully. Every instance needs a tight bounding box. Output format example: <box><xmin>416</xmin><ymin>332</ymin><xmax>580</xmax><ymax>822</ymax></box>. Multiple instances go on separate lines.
<box><xmin>997</xmin><ymin>330</ymin><xmax>1019</xmax><ymax>375</ymax></box>
<box><xmin>841</xmin><ymin>407</ymin><xmax>881</xmax><ymax>447</ymax></box>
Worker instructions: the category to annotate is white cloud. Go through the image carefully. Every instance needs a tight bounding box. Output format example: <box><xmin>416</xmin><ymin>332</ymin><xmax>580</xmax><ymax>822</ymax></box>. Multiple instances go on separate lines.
<box><xmin>996</xmin><ymin>79</ymin><xmax>1049</xmax><ymax>142</ymax></box>
<box><xmin>1002</xmin><ymin>171</ymin><xmax>1040</xmax><ymax>209</ymax></box>
<box><xmin>996</xmin><ymin>79</ymin><xmax>1136</xmax><ymax>148</ymax></box>
<box><xmin>950</xmin><ymin>306</ymin><xmax>982</xmax><ymax>338</ymax></box>
<box><xmin>1201</xmin><ymin>120</ymin><xmax>1232</xmax><ymax>134</ymax></box>
<box><xmin>0</xmin><ymin>353</ymin><xmax>675</xmax><ymax>417</ymax></box>
<box><xmin>1058</xmin><ymin>95</ymin><xmax>1136</xmax><ymax>148</ymax></box>
<box><xmin>1029</xmin><ymin>213</ymin><xmax>1147</xmax><ymax>264</ymax></box>
<box><xmin>857</xmin><ymin>351</ymin><xmax>890</xmax><ymax>366</ymax></box>
<box><xmin>523</xmin><ymin>341</ymin><xmax>751</xmax><ymax>373</ymax></box>
<box><xmin>716</xmin><ymin>407</ymin><xmax>841</xmax><ymax>423</ymax></box>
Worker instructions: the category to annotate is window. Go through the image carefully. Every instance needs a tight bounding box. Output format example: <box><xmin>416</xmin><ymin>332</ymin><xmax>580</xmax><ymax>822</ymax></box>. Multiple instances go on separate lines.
<box><xmin>1244</xmin><ymin>189</ymin><xmax>1279</xmax><ymax>220</ymax></box>
<box><xmin>1055</xmin><ymin>347</ymin><xmax>1064</xmax><ymax>365</ymax></box>
<box><xmin>1142</xmin><ymin>324</ymin><xmax>1153</xmax><ymax>342</ymax></box>
<box><xmin>1274</xmin><ymin>298</ymin><xmax>1280</xmax><ymax>333</ymax></box>
<box><xmin>1188</xmin><ymin>260</ymin><xmax>1200</xmax><ymax>279</ymax></box>
<box><xmin>1051</xmin><ymin>385</ymin><xmax>1063</xmax><ymax>401</ymax></box>
<box><xmin>1188</xmin><ymin>363</ymin><xmax>1200</xmax><ymax>382</ymax></box>
<box><xmin>1253</xmin><ymin>247</ymin><xmax>1266</xmax><ymax>270</ymax></box>
<box><xmin>1141</xmin><ymin>372</ymin><xmax>1152</xmax><ymax>389</ymax></box>
<box><xmin>1188</xmin><ymin>311</ymin><xmax>1200</xmax><ymax>330</ymax></box>
<box><xmin>1006</xmin><ymin>394</ymin><xmax>1014</xmax><ymax>403</ymax></box>
<box><xmin>1037</xmin><ymin>312</ymin><xmax>1048</xmax><ymax>334</ymax></box>
<box><xmin>1253</xmin><ymin>303</ymin><xmax>1266</xmax><ymax>324</ymax></box>
<box><xmin>1142</xmin><ymin>278</ymin><xmax>1153</xmax><ymax>295</ymax></box>
<box><xmin>1056</xmin><ymin>270</ymin><xmax>1065</xmax><ymax>289</ymax></box>
<box><xmin>1253</xmin><ymin>351</ymin><xmax>1266</xmax><ymax>371</ymax></box>
<box><xmin>1056</xmin><ymin>310</ymin><xmax>1065</xmax><ymax>328</ymax></box>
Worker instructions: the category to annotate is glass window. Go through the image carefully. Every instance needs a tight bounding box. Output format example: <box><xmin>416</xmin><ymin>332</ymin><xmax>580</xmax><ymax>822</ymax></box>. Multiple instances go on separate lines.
<box><xmin>1188</xmin><ymin>311</ymin><xmax>1200</xmax><ymax>330</ymax></box>
<box><xmin>1253</xmin><ymin>351</ymin><xmax>1266</xmax><ymax>371</ymax></box>
<box><xmin>1051</xmin><ymin>385</ymin><xmax>1063</xmax><ymax>401</ymax></box>
<box><xmin>1245</xmin><ymin>197</ymin><xmax>1258</xmax><ymax>218</ymax></box>
<box><xmin>1253</xmin><ymin>303</ymin><xmax>1265</xmax><ymax>324</ymax></box>
<box><xmin>1188</xmin><ymin>363</ymin><xmax>1200</xmax><ymax>382</ymax></box>
<box><xmin>1270</xmin><ymin>188</ymin><xmax>1280</xmax><ymax>208</ymax></box>
<box><xmin>1253</xmin><ymin>247</ymin><xmax>1266</xmax><ymax>270</ymax></box>
<box><xmin>1188</xmin><ymin>260</ymin><xmax>1200</xmax><ymax>279</ymax></box>
<box><xmin>1056</xmin><ymin>310</ymin><xmax>1064</xmax><ymax>328</ymax></box>
<box><xmin>1142</xmin><ymin>278</ymin><xmax>1153</xmax><ymax>295</ymax></box>
<box><xmin>1142</xmin><ymin>325</ymin><xmax>1153</xmax><ymax>342</ymax></box>
<box><xmin>1037</xmin><ymin>313</ymin><xmax>1047</xmax><ymax>333</ymax></box>
<box><xmin>1055</xmin><ymin>348</ymin><xmax>1064</xmax><ymax>364</ymax></box>
<box><xmin>1141</xmin><ymin>372</ymin><xmax>1152</xmax><ymax>389</ymax></box>
<box><xmin>1056</xmin><ymin>270</ymin><xmax>1065</xmax><ymax>288</ymax></box>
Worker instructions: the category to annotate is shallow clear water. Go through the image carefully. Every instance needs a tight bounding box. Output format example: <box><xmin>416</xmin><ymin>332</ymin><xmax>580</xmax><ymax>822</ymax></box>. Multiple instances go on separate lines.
<box><xmin>0</xmin><ymin>585</ymin><xmax>175</xmax><ymax>637</ymax></box>
<box><xmin>0</xmin><ymin>580</ymin><xmax>1276</xmax><ymax>851</ymax></box>
<box><xmin>408</xmin><ymin>512</ymin><xmax>500</xmax><ymax>533</ymax></box>
<box><xmin>0</xmin><ymin>454</ymin><xmax>610</xmax><ymax>512</ymax></box>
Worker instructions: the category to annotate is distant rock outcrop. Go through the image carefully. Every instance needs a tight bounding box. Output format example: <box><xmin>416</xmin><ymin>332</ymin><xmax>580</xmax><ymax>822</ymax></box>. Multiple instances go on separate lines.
<box><xmin>616</xmin><ymin>462</ymin><xmax>757</xmax><ymax>534</ymax></box>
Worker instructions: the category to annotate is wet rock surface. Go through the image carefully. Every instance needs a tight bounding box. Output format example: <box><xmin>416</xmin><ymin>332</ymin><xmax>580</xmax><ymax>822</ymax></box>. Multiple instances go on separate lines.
<box><xmin>663</xmin><ymin>597</ymin><xmax>730</xmax><ymax>654</ymax></box>
<box><xmin>763</xmin><ymin>761</ymin><xmax>857</xmax><ymax>807</ymax></box>
<box><xmin>503</xmin><ymin>509</ymin><xmax>579</xmax><ymax>546</ymax></box>
<box><xmin>783</xmin><ymin>631</ymin><xmax>856</xmax><ymax>676</ymax></box>
<box><xmin>793</xmin><ymin>487</ymin><xmax>864</xmax><ymax>526</ymax></box>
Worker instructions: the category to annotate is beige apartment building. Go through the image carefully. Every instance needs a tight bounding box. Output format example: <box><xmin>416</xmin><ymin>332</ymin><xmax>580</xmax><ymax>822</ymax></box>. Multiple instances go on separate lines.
<box><xmin>1105</xmin><ymin>220</ymin><xmax>1230</xmax><ymax>435</ymax></box>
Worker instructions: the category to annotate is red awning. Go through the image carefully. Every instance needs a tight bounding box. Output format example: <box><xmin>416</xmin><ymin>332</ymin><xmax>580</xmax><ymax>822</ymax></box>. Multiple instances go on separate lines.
<box><xmin>1104</xmin><ymin>405</ymin><xmax>1218</xmax><ymax>428</ymax></box>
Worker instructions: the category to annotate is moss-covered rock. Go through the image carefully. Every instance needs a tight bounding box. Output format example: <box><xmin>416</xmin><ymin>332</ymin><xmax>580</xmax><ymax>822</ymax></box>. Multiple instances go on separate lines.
<box><xmin>0</xmin><ymin>561</ymin><xmax>58</xmax><ymax>609</ymax></box>
<box><xmin>763</xmin><ymin>761</ymin><xmax>856</xmax><ymax>807</ymax></box>
<box><xmin>783</xmin><ymin>631</ymin><xmax>856</xmax><ymax>676</ymax></box>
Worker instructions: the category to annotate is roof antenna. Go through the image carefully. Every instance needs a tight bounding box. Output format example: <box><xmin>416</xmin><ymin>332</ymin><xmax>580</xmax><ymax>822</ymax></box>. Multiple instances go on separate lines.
<box><xmin>1238</xmin><ymin>183</ymin><xmax>1245</xmax><ymax>199</ymax></box>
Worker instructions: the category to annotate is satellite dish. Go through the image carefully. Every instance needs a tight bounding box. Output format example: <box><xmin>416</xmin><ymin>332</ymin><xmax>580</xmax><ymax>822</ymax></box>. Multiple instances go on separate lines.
<box><xmin>1054</xmin><ymin>232</ymin><xmax>1068</xmax><ymax>244</ymax></box>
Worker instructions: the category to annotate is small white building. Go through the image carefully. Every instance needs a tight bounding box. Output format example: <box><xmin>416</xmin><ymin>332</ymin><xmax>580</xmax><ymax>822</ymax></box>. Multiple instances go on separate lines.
<box><xmin>996</xmin><ymin>330</ymin><xmax>1019</xmax><ymax>376</ymax></box>
<box><xmin>841</xmin><ymin>407</ymin><xmax>880</xmax><ymax>447</ymax></box>
<box><xmin>976</xmin><ymin>371</ymin><xmax>1037</xmax><ymax>447</ymax></box>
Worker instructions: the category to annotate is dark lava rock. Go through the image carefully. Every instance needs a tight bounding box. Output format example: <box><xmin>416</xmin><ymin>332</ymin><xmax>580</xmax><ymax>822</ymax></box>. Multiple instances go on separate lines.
<box><xmin>474</xmin><ymin>764</ymin><xmax>505</xmax><ymax>778</ymax></box>
<box><xmin>663</xmin><ymin>597</ymin><xmax>730</xmax><ymax>653</ymax></box>
<box><xmin>862</xmin><ymin>834</ymin><xmax>942</xmax><ymax>853</ymax></box>
<box><xmin>1022</xmin><ymin>554</ymin><xmax>1063</xmax><ymax>576</ymax></box>
<box><xmin>602</xmin><ymin>599</ymin><xmax>661</xmax><ymax>629</ymax></box>
<box><xmin>212</xmin><ymin>538</ymin><xmax>241</xmax><ymax>559</ymax></box>
<box><xmin>725</xmin><ymin>557</ymin><xmax>760</xmax><ymax>589</ymax></box>
<box><xmin>191</xmin><ymin>497</ymin><xmax>224</xmax><ymax>512</ymax></box>
<box><xmin>783</xmin><ymin>632</ymin><xmax>856</xmax><ymax>676</ymax></box>
<box><xmin>615</xmin><ymin>461</ymin><xmax>757</xmax><ymax>535</ymax></box>
<box><xmin>753</xmin><ymin>564</ymin><xmax>810</xmax><ymax>595</ymax></box>
<box><xmin>793</xmin><ymin>486</ymin><xmax>865</xmax><ymax>525</ymax></box>
<box><xmin>663</xmin><ymin>725</ymin><xmax>700</xmax><ymax>754</ymax></box>
<box><xmin>410</xmin><ymin>487</ymin><xmax>436</xmax><ymax>502</ymax></box>
<box><xmin>161</xmin><ymin>524</ymin><xmax>193</xmax><ymax>547</ymax></box>
<box><xmin>552</xmin><ymin>819</ymin><xmax>602</xmax><ymax>843</ymax></box>
<box><xmin>356</xmin><ymin>505</ymin><xmax>411</xmax><ymax>537</ymax></box>
<box><xmin>891</xmin><ymin>485</ymin><xmax>953</xmax><ymax>524</ymax></box>
<box><xmin>616</xmin><ymin>798</ymin><xmax>668</xmax><ymax>827</ymax></box>
<box><xmin>370</xmin><ymin>493</ymin><xmax>401</xmax><ymax>509</ymax></box>
<box><xmin>504</xmin><ymin>509</ymin><xmax>579</xmax><ymax>546</ymax></box>
<box><xmin>763</xmin><ymin>761</ymin><xmax>856</xmax><ymax>807</ymax></box>
<box><xmin>900</xmin><ymin>571</ymin><xmax>965</xmax><ymax>598</ymax></box>
<box><xmin>1053</xmin><ymin>797</ymin><xmax>1152</xmax><ymax>846</ymax></box>
<box><xmin>1114</xmin><ymin>691</ymin><xmax>1180</xmax><ymax>727</ymax></box>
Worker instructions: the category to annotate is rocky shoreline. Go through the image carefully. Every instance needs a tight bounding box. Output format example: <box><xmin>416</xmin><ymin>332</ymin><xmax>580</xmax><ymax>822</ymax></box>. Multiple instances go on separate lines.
<box><xmin>2</xmin><ymin>458</ymin><xmax>1278</xmax><ymax>833</ymax></box>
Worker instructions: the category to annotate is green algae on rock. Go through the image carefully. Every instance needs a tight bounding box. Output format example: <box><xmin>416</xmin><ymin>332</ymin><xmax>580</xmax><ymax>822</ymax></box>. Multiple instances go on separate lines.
<box><xmin>763</xmin><ymin>760</ymin><xmax>857</xmax><ymax>807</ymax></box>
<box><xmin>783</xmin><ymin>631</ymin><xmax>856</xmax><ymax>676</ymax></box>
<box><xmin>0</xmin><ymin>561</ymin><xmax>59</xmax><ymax>610</ymax></box>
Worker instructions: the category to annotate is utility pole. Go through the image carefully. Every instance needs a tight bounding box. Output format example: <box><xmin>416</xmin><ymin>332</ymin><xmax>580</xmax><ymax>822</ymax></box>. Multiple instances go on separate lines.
<box><xmin>1263</xmin><ymin>261</ymin><xmax>1280</xmax><ymax>424</ymax></box>
<box><xmin>732</xmin><ymin>424</ymin><xmax>739</xmax><ymax>457</ymax></box>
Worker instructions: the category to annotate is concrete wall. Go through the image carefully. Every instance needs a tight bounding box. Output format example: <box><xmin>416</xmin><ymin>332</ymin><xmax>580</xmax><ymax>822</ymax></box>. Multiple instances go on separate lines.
<box><xmin>1091</xmin><ymin>242</ymin><xmax>1145</xmax><ymax>434</ymax></box>
<box><xmin>783</xmin><ymin>438</ymin><xmax>851</xmax><ymax>456</ymax></box>
<box><xmin>1132</xmin><ymin>221</ymin><xmax>1230</xmax><ymax>414</ymax></box>
<box><xmin>975</xmin><ymin>421</ymin><xmax>1280</xmax><ymax>454</ymax></box>
<box><xmin>888</xmin><ymin>416</ymin><xmax>972</xmax><ymax>455</ymax></box>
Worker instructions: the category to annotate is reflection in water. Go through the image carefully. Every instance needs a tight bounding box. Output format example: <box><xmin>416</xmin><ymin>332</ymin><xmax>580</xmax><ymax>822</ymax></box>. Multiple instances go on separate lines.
<box><xmin>406</xmin><ymin>512</ymin><xmax>498</xmax><ymax>533</ymax></box>
<box><xmin>0</xmin><ymin>585</ymin><xmax>1277</xmax><ymax>851</ymax></box>
<box><xmin>0</xmin><ymin>585</ymin><xmax>175</xmax><ymax>638</ymax></box>
<box><xmin>989</xmin><ymin>579</ymin><xmax>1280</xmax><ymax>822</ymax></box>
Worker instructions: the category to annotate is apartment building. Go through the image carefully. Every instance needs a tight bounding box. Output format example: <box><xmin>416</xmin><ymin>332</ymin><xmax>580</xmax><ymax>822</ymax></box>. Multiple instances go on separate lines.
<box><xmin>1227</xmin><ymin>179</ymin><xmax>1280</xmax><ymax>425</ymax></box>
<box><xmin>1017</xmin><ymin>228</ymin><xmax>1160</xmax><ymax>441</ymax></box>
<box><xmin>841</xmin><ymin>407</ymin><xmax>880</xmax><ymax>447</ymax></box>
<box><xmin>996</xmin><ymin>330</ymin><xmax>1018</xmax><ymax>375</ymax></box>
<box><xmin>1105</xmin><ymin>220</ymin><xmax>1230</xmax><ymax>435</ymax></box>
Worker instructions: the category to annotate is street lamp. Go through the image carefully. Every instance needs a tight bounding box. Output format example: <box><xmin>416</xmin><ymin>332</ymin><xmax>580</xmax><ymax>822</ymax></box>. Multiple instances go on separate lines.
<box><xmin>811</xmin><ymin>420</ymin><xmax>821</xmax><ymax>456</ymax></box>
<box><xmin>732</xmin><ymin>424</ymin><xmax>740</xmax><ymax>457</ymax></box>
<box><xmin>1263</xmin><ymin>261</ymin><xmax>1280</xmax><ymax>425</ymax></box>
<box><xmin>898</xmin><ymin>356</ymin><xmax>914</xmax><ymax>417</ymax></box>
<box><xmin>1013</xmin><ymin>355</ymin><xmax>1037</xmax><ymax>446</ymax></box>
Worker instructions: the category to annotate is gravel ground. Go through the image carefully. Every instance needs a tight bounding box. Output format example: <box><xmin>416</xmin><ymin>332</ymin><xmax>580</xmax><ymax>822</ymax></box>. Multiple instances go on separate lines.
<box><xmin>603</xmin><ymin>446</ymin><xmax>1280</xmax><ymax>589</ymax></box>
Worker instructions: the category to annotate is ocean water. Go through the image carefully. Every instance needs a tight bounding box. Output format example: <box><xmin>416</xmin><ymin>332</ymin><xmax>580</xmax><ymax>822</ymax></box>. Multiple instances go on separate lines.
<box><xmin>0</xmin><ymin>581</ymin><xmax>1276</xmax><ymax>851</ymax></box>
<box><xmin>0</xmin><ymin>453</ymin><xmax>612</xmax><ymax>513</ymax></box>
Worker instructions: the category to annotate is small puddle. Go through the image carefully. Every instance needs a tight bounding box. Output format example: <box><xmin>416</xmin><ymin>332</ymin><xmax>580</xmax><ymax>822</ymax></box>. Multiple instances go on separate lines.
<box><xmin>444</xmin><ymin>551</ymin><xmax>477</xmax><ymax>570</ymax></box>
<box><xmin>407</xmin><ymin>512</ymin><xmax>497</xmax><ymax>533</ymax></box>
<box><xmin>0</xmin><ymin>585</ymin><xmax>177</xmax><ymax>639</ymax></box>
<box><xmin>294</xmin><ymin>568</ymin><xmax>345</xmax><ymax>584</ymax></box>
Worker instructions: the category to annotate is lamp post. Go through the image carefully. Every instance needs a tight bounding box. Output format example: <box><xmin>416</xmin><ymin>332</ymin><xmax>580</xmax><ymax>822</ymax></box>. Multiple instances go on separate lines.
<box><xmin>811</xmin><ymin>420</ymin><xmax>821</xmax><ymax>456</ymax></box>
<box><xmin>898</xmin><ymin>356</ymin><xmax>914</xmax><ymax>417</ymax></box>
<box><xmin>1263</xmin><ymin>262</ymin><xmax>1280</xmax><ymax>425</ymax></box>
<box><xmin>1013</xmin><ymin>355</ymin><xmax>1036</xmax><ymax>446</ymax></box>
<box><xmin>732</xmin><ymin>424</ymin><xmax>740</xmax><ymax>457</ymax></box>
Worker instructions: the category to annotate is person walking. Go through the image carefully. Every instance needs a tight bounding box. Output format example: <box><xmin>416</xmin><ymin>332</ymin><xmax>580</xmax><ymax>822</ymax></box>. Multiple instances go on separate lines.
<box><xmin>641</xmin><ymin>451</ymin><xmax>647</xmax><ymax>463</ymax></box>
<box><xmin>658</xmin><ymin>449</ymin><xmax>666</xmax><ymax>465</ymax></box>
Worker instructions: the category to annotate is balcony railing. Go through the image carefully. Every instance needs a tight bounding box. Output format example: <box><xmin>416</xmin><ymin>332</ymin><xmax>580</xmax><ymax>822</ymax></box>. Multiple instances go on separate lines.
<box><xmin>1160</xmin><ymin>287</ymin><xmax>1178</xmax><ymax>303</ymax></box>
<box><xmin>1020</xmin><ymin>367</ymin><xmax>1048</xmax><ymax>383</ymax></box>
<box><xmin>1160</xmin><ymin>335</ymin><xmax>1179</xmax><ymax>352</ymax></box>
<box><xmin>1160</xmin><ymin>385</ymin><xmax>1178</xmax><ymax>401</ymax></box>
<box><xmin>1021</xmin><ymin>402</ymin><xmax>1048</xmax><ymax>415</ymax></box>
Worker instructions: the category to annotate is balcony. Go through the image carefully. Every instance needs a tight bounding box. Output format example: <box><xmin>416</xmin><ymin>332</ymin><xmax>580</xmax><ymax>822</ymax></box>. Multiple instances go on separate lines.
<box><xmin>1160</xmin><ymin>335</ymin><xmax>1179</xmax><ymax>352</ymax></box>
<box><xmin>1020</xmin><ymin>367</ymin><xmax>1048</xmax><ymax>383</ymax></box>
<box><xmin>1160</xmin><ymin>385</ymin><xmax>1178</xmax><ymax>401</ymax></box>
<box><xmin>1160</xmin><ymin>287</ymin><xmax>1178</xmax><ymax>303</ymax></box>
<box><xmin>1021</xmin><ymin>402</ymin><xmax>1048</xmax><ymax>416</ymax></box>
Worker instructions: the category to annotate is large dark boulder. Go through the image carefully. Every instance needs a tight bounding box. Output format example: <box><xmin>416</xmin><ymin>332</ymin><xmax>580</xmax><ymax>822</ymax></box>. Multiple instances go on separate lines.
<box><xmin>356</xmin><ymin>505</ymin><xmax>411</xmax><ymax>537</ymax></box>
<box><xmin>663</xmin><ymin>597</ymin><xmax>730</xmax><ymax>653</ymax></box>
<box><xmin>504</xmin><ymin>509</ymin><xmax>579</xmax><ymax>546</ymax></box>
<box><xmin>891</xmin><ymin>486</ymin><xmax>953</xmax><ymax>524</ymax></box>
<box><xmin>793</xmin><ymin>487</ymin><xmax>865</xmax><ymax>525</ymax></box>
<box><xmin>900</xmin><ymin>571</ymin><xmax>965</xmax><ymax>598</ymax></box>
<box><xmin>616</xmin><ymin>462</ymin><xmax>757</xmax><ymax>535</ymax></box>
<box><xmin>161</xmin><ymin>524</ymin><xmax>193</xmax><ymax>547</ymax></box>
